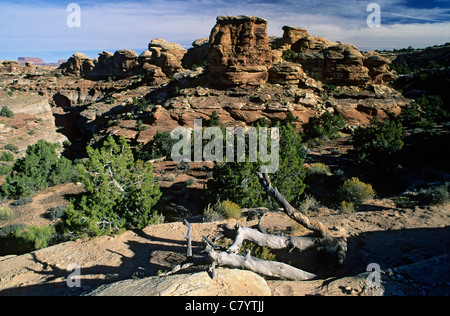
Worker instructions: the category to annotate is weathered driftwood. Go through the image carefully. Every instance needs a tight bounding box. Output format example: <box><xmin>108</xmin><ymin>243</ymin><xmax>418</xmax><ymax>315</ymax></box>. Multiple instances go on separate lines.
<box><xmin>183</xmin><ymin>219</ymin><xmax>193</xmax><ymax>259</ymax></box>
<box><xmin>162</xmin><ymin>172</ymin><xmax>347</xmax><ymax>280</ymax></box>
<box><xmin>256</xmin><ymin>172</ymin><xmax>347</xmax><ymax>265</ymax></box>
<box><xmin>204</xmin><ymin>240</ymin><xmax>317</xmax><ymax>281</ymax></box>
<box><xmin>225</xmin><ymin>223</ymin><xmax>317</xmax><ymax>254</ymax></box>
<box><xmin>256</xmin><ymin>172</ymin><xmax>328</xmax><ymax>236</ymax></box>
<box><xmin>161</xmin><ymin>221</ymin><xmax>317</xmax><ymax>281</ymax></box>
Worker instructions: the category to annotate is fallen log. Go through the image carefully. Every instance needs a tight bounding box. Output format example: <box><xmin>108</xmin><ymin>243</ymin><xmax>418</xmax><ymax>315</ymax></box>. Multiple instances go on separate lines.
<box><xmin>204</xmin><ymin>238</ymin><xmax>317</xmax><ymax>281</ymax></box>
<box><xmin>161</xmin><ymin>172</ymin><xmax>347</xmax><ymax>280</ymax></box>
<box><xmin>256</xmin><ymin>172</ymin><xmax>347</xmax><ymax>265</ymax></box>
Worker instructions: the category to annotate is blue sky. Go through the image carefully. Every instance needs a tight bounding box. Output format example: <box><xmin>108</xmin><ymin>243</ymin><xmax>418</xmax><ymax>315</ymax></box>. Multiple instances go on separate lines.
<box><xmin>0</xmin><ymin>0</ymin><xmax>449</xmax><ymax>63</ymax></box>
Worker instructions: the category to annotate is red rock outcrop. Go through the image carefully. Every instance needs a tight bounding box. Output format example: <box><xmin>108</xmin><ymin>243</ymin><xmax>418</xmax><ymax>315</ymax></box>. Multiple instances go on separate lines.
<box><xmin>59</xmin><ymin>52</ymin><xmax>95</xmax><ymax>76</ymax></box>
<box><xmin>276</xmin><ymin>26</ymin><xmax>396</xmax><ymax>86</ymax></box>
<box><xmin>207</xmin><ymin>15</ymin><xmax>273</xmax><ymax>87</ymax></box>
<box><xmin>147</xmin><ymin>39</ymin><xmax>187</xmax><ymax>76</ymax></box>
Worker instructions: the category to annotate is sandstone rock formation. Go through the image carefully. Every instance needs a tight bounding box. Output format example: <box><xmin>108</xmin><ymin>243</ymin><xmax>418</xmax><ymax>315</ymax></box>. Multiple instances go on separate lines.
<box><xmin>88</xmin><ymin>50</ymin><xmax>140</xmax><ymax>79</ymax></box>
<box><xmin>57</xmin><ymin>17</ymin><xmax>396</xmax><ymax>90</ymax></box>
<box><xmin>0</xmin><ymin>89</ymin><xmax>68</xmax><ymax>158</ymax></box>
<box><xmin>59</xmin><ymin>40</ymin><xmax>187</xmax><ymax>81</ymax></box>
<box><xmin>207</xmin><ymin>15</ymin><xmax>273</xmax><ymax>87</ymax></box>
<box><xmin>0</xmin><ymin>60</ymin><xmax>21</xmax><ymax>73</ymax></box>
<box><xmin>148</xmin><ymin>39</ymin><xmax>187</xmax><ymax>76</ymax></box>
<box><xmin>11</xmin><ymin>15</ymin><xmax>407</xmax><ymax>153</ymax></box>
<box><xmin>85</xmin><ymin>269</ymin><xmax>271</xmax><ymax>296</ymax></box>
<box><xmin>59</xmin><ymin>52</ymin><xmax>95</xmax><ymax>76</ymax></box>
<box><xmin>275</xmin><ymin>26</ymin><xmax>397</xmax><ymax>86</ymax></box>
<box><xmin>182</xmin><ymin>38</ymin><xmax>210</xmax><ymax>69</ymax></box>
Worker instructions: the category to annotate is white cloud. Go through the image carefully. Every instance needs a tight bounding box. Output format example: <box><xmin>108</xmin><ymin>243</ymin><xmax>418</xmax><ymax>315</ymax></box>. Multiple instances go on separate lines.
<box><xmin>0</xmin><ymin>0</ymin><xmax>448</xmax><ymax>61</ymax></box>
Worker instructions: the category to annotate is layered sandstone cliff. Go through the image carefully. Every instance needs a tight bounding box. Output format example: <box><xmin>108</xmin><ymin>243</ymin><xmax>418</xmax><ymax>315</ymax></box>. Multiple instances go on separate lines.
<box><xmin>207</xmin><ymin>15</ymin><xmax>273</xmax><ymax>87</ymax></box>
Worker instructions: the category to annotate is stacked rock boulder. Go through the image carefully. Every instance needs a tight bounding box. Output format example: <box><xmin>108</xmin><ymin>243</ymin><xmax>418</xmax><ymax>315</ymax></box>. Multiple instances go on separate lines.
<box><xmin>207</xmin><ymin>15</ymin><xmax>273</xmax><ymax>87</ymax></box>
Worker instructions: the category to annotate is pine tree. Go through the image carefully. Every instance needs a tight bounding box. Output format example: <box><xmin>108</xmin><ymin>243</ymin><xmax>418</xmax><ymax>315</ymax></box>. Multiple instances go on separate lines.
<box><xmin>206</xmin><ymin>123</ymin><xmax>306</xmax><ymax>210</ymax></box>
<box><xmin>64</xmin><ymin>136</ymin><xmax>162</xmax><ymax>236</ymax></box>
<box><xmin>2</xmin><ymin>140</ymin><xmax>73</xmax><ymax>198</ymax></box>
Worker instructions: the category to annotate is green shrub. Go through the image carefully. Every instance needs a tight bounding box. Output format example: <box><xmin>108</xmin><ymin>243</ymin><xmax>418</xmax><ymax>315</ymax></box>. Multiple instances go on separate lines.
<box><xmin>47</xmin><ymin>206</ymin><xmax>66</xmax><ymax>220</ymax></box>
<box><xmin>3</xmin><ymin>144</ymin><xmax>19</xmax><ymax>154</ymax></box>
<box><xmin>0</xmin><ymin>106</ymin><xmax>14</xmax><ymax>118</ymax></box>
<box><xmin>207</xmin><ymin>123</ymin><xmax>306</xmax><ymax>210</ymax></box>
<box><xmin>392</xmin><ymin>196</ymin><xmax>415</xmax><ymax>208</ymax></box>
<box><xmin>298</xmin><ymin>194</ymin><xmax>321</xmax><ymax>214</ymax></box>
<box><xmin>414</xmin><ymin>95</ymin><xmax>449</xmax><ymax>123</ymax></box>
<box><xmin>144</xmin><ymin>131</ymin><xmax>178</xmax><ymax>160</ymax></box>
<box><xmin>340</xmin><ymin>201</ymin><xmax>355</xmax><ymax>214</ymax></box>
<box><xmin>306</xmin><ymin>162</ymin><xmax>330</xmax><ymax>177</ymax></box>
<box><xmin>0</xmin><ymin>206</ymin><xmax>12</xmax><ymax>220</ymax></box>
<box><xmin>204</xmin><ymin>200</ymin><xmax>241</xmax><ymax>221</ymax></box>
<box><xmin>416</xmin><ymin>183</ymin><xmax>450</xmax><ymax>206</ymax></box>
<box><xmin>133</xmin><ymin>97</ymin><xmax>154</xmax><ymax>110</ymax></box>
<box><xmin>0</xmin><ymin>163</ymin><xmax>12</xmax><ymax>176</ymax></box>
<box><xmin>185</xmin><ymin>178</ymin><xmax>196</xmax><ymax>186</ymax></box>
<box><xmin>136</xmin><ymin>120</ymin><xmax>148</xmax><ymax>131</ymax></box>
<box><xmin>394</xmin><ymin>183</ymin><xmax>449</xmax><ymax>207</ymax></box>
<box><xmin>239</xmin><ymin>241</ymin><xmax>276</xmax><ymax>261</ymax></box>
<box><xmin>1</xmin><ymin>140</ymin><xmax>74</xmax><ymax>199</ymax></box>
<box><xmin>0</xmin><ymin>152</ymin><xmax>14</xmax><ymax>162</ymax></box>
<box><xmin>209</xmin><ymin>110</ymin><xmax>220</xmax><ymax>127</ymax></box>
<box><xmin>64</xmin><ymin>136</ymin><xmax>162</xmax><ymax>237</ymax></box>
<box><xmin>218</xmin><ymin>200</ymin><xmax>241</xmax><ymax>220</ymax></box>
<box><xmin>351</xmin><ymin>117</ymin><xmax>404</xmax><ymax>160</ymax></box>
<box><xmin>338</xmin><ymin>177</ymin><xmax>375</xmax><ymax>204</ymax></box>
<box><xmin>282</xmin><ymin>49</ymin><xmax>299</xmax><ymax>62</ymax></box>
<box><xmin>10</xmin><ymin>197</ymin><xmax>33</xmax><ymax>206</ymax></box>
<box><xmin>302</xmin><ymin>111</ymin><xmax>345</xmax><ymax>141</ymax></box>
<box><xmin>14</xmin><ymin>225</ymin><xmax>56</xmax><ymax>250</ymax></box>
<box><xmin>0</xmin><ymin>223</ymin><xmax>25</xmax><ymax>238</ymax></box>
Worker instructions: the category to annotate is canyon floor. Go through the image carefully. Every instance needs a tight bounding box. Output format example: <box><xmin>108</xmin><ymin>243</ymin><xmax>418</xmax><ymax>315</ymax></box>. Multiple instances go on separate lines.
<box><xmin>1</xmin><ymin>137</ymin><xmax>449</xmax><ymax>296</ymax></box>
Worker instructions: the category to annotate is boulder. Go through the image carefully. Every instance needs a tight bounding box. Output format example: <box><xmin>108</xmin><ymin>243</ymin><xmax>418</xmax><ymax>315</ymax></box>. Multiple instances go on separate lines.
<box><xmin>182</xmin><ymin>38</ymin><xmax>210</xmax><ymax>69</ymax></box>
<box><xmin>207</xmin><ymin>15</ymin><xmax>273</xmax><ymax>87</ymax></box>
<box><xmin>85</xmin><ymin>269</ymin><xmax>271</xmax><ymax>296</ymax></box>
<box><xmin>363</xmin><ymin>52</ymin><xmax>397</xmax><ymax>83</ymax></box>
<box><xmin>275</xmin><ymin>27</ymin><xmax>396</xmax><ymax>86</ymax></box>
<box><xmin>282</xmin><ymin>26</ymin><xmax>308</xmax><ymax>45</ymax></box>
<box><xmin>59</xmin><ymin>53</ymin><xmax>94</xmax><ymax>76</ymax></box>
<box><xmin>148</xmin><ymin>38</ymin><xmax>187</xmax><ymax>75</ymax></box>
<box><xmin>86</xmin><ymin>50</ymin><xmax>140</xmax><ymax>79</ymax></box>
<box><xmin>268</xmin><ymin>62</ymin><xmax>305</xmax><ymax>85</ymax></box>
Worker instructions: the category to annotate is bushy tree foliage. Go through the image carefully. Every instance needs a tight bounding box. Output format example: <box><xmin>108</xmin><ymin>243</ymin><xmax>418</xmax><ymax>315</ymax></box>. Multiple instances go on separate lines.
<box><xmin>302</xmin><ymin>111</ymin><xmax>346</xmax><ymax>141</ymax></box>
<box><xmin>0</xmin><ymin>106</ymin><xmax>14</xmax><ymax>118</ymax></box>
<box><xmin>351</xmin><ymin>117</ymin><xmax>404</xmax><ymax>160</ymax></box>
<box><xmin>64</xmin><ymin>136</ymin><xmax>162</xmax><ymax>236</ymax></box>
<box><xmin>206</xmin><ymin>122</ymin><xmax>306</xmax><ymax>210</ymax></box>
<box><xmin>2</xmin><ymin>140</ymin><xmax>74</xmax><ymax>198</ymax></box>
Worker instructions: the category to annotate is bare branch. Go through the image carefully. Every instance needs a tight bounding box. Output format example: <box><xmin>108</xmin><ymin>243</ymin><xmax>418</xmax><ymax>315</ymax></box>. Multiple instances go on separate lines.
<box><xmin>183</xmin><ymin>220</ymin><xmax>193</xmax><ymax>259</ymax></box>
<box><xmin>204</xmin><ymin>238</ymin><xmax>317</xmax><ymax>281</ymax></box>
<box><xmin>256</xmin><ymin>171</ymin><xmax>328</xmax><ymax>237</ymax></box>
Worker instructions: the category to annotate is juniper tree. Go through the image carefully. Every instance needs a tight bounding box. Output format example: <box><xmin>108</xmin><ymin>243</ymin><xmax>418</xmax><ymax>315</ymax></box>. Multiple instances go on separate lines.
<box><xmin>64</xmin><ymin>136</ymin><xmax>162</xmax><ymax>236</ymax></box>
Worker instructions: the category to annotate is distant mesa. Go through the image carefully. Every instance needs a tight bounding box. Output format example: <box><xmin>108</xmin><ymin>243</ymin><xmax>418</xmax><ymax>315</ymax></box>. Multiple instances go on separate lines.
<box><xmin>18</xmin><ymin>57</ymin><xmax>67</xmax><ymax>67</ymax></box>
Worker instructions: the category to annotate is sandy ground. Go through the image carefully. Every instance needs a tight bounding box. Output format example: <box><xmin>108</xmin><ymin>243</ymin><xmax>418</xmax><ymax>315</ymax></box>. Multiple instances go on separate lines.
<box><xmin>0</xmin><ymin>182</ymin><xmax>448</xmax><ymax>296</ymax></box>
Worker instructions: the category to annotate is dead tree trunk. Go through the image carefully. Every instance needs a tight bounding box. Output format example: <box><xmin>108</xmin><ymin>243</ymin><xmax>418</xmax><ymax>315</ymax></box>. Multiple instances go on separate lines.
<box><xmin>256</xmin><ymin>172</ymin><xmax>347</xmax><ymax>265</ymax></box>
<box><xmin>204</xmin><ymin>241</ymin><xmax>317</xmax><ymax>281</ymax></box>
<box><xmin>163</xmin><ymin>173</ymin><xmax>347</xmax><ymax>281</ymax></box>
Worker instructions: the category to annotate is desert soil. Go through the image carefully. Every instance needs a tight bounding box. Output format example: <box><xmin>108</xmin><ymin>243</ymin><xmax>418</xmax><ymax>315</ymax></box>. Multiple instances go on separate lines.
<box><xmin>0</xmin><ymin>180</ymin><xmax>448</xmax><ymax>296</ymax></box>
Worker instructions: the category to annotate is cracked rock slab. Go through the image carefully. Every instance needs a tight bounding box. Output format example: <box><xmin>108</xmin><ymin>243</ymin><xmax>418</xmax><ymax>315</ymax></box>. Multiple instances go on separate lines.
<box><xmin>84</xmin><ymin>268</ymin><xmax>271</xmax><ymax>296</ymax></box>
